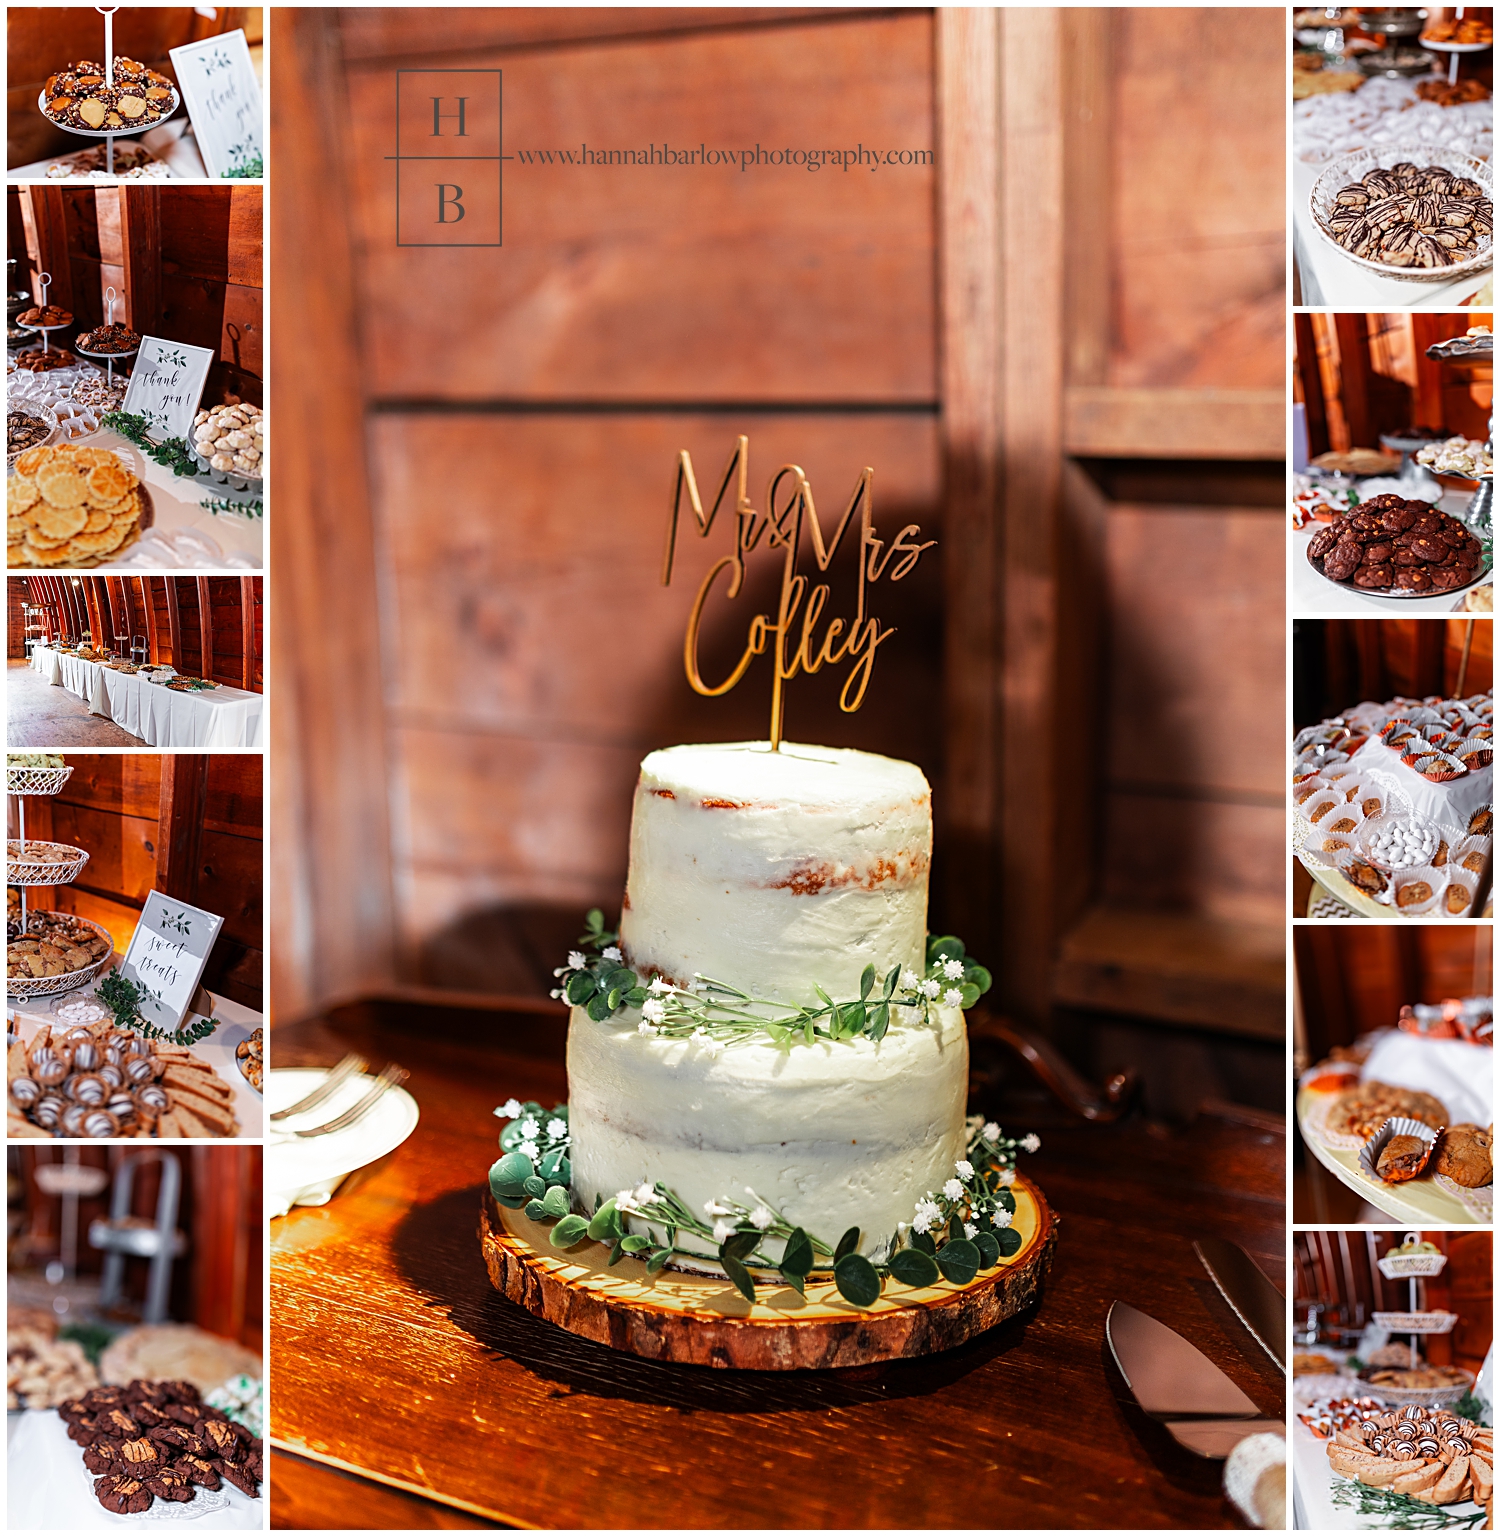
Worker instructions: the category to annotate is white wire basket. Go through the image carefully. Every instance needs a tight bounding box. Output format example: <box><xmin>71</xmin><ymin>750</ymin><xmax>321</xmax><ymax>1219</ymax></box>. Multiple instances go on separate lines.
<box><xmin>1373</xmin><ymin>1310</ymin><xmax>1459</xmax><ymax>1334</ymax></box>
<box><xmin>6</xmin><ymin>912</ymin><xmax>114</xmax><ymax>999</ymax></box>
<box><xmin>1309</xmin><ymin>145</ymin><xmax>1493</xmax><ymax>283</ymax></box>
<box><xmin>6</xmin><ymin>840</ymin><xmax>89</xmax><ymax>886</ymax></box>
<box><xmin>5</xmin><ymin>765</ymin><xmax>73</xmax><ymax>796</ymax></box>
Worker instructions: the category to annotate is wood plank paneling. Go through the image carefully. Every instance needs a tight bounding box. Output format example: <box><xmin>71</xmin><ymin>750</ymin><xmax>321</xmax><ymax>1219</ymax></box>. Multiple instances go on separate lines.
<box><xmin>339</xmin><ymin>12</ymin><xmax>936</xmax><ymax>402</ymax></box>
<box><xmin>1109</xmin><ymin>9</ymin><xmax>1284</xmax><ymax>391</ymax></box>
<box><xmin>270</xmin><ymin>7</ymin><xmax>398</xmax><ymax>1010</ymax></box>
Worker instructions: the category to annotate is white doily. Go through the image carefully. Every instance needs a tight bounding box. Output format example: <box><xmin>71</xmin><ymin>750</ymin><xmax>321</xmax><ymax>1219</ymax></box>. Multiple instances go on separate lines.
<box><xmin>94</xmin><ymin>527</ymin><xmax>259</xmax><ymax>571</ymax></box>
<box><xmin>76</xmin><ymin>1461</ymin><xmax>230</xmax><ymax>1520</ymax></box>
<box><xmin>1296</xmin><ymin>76</ymin><xmax>1493</xmax><ymax>164</ymax></box>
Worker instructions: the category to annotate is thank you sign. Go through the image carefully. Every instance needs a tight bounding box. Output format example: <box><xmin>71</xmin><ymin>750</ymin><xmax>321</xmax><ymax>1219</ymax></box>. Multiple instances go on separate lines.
<box><xmin>170</xmin><ymin>30</ymin><xmax>264</xmax><ymax>179</ymax></box>
<box><xmin>121</xmin><ymin>337</ymin><xmax>215</xmax><ymax>440</ymax></box>
<box><xmin>120</xmin><ymin>889</ymin><xmax>224</xmax><ymax>1030</ymax></box>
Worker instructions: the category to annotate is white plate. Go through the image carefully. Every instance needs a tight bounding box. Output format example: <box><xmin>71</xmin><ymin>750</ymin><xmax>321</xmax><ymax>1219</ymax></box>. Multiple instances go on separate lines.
<box><xmin>267</xmin><ymin>1067</ymin><xmax>419</xmax><ymax>1217</ymax></box>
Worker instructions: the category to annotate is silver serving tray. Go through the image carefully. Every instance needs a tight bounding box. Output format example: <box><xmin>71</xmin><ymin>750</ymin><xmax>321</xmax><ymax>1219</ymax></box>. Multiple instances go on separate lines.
<box><xmin>1305</xmin><ymin>542</ymin><xmax>1493</xmax><ymax>600</ymax></box>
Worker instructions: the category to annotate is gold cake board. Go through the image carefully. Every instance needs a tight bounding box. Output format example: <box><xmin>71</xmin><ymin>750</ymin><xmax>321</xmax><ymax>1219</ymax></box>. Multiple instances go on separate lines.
<box><xmin>479</xmin><ymin>1174</ymin><xmax>1058</xmax><ymax>1370</ymax></box>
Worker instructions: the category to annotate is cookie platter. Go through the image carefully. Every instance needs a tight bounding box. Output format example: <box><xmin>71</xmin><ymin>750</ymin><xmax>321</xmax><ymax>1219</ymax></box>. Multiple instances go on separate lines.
<box><xmin>1304</xmin><ymin>498</ymin><xmax>1490</xmax><ymax>600</ymax></box>
<box><xmin>8</xmin><ymin>443</ymin><xmax>155</xmax><ymax>568</ymax></box>
<box><xmin>1308</xmin><ymin>145</ymin><xmax>1493</xmax><ymax>282</ymax></box>
<box><xmin>480</xmin><ymin>1176</ymin><xmax>1058</xmax><ymax>1371</ymax></box>
<box><xmin>6</xmin><ymin>911</ymin><xmax>115</xmax><ymax>999</ymax></box>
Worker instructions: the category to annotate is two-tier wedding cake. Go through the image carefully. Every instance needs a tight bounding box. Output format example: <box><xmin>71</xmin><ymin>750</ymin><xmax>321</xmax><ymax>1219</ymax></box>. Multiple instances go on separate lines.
<box><xmin>566</xmin><ymin>740</ymin><xmax>969</xmax><ymax>1263</ymax></box>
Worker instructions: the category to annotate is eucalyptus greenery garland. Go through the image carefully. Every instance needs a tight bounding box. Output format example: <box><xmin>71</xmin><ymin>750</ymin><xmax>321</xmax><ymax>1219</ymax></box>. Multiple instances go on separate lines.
<box><xmin>94</xmin><ymin>971</ymin><xmax>216</xmax><ymax>1046</ymax></box>
<box><xmin>552</xmin><ymin>909</ymin><xmax>994</xmax><ymax>1047</ymax></box>
<box><xmin>489</xmin><ymin>1101</ymin><xmax>1039</xmax><ymax>1308</ymax></box>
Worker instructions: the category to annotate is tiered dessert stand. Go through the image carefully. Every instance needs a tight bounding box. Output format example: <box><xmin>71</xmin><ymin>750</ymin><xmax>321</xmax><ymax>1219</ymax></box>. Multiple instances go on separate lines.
<box><xmin>15</xmin><ymin>273</ymin><xmax>75</xmax><ymax>371</ymax></box>
<box><xmin>72</xmin><ymin>285</ymin><xmax>137</xmax><ymax>402</ymax></box>
<box><xmin>1370</xmin><ymin>1237</ymin><xmax>1471</xmax><ymax>1407</ymax></box>
<box><xmin>1425</xmin><ymin>327</ymin><xmax>1494</xmax><ymax>542</ymax></box>
<box><xmin>34</xmin><ymin>8</ymin><xmax>180</xmax><ymax>179</ymax></box>
<box><xmin>6</xmin><ymin>760</ymin><xmax>113</xmax><ymax>1001</ymax></box>
<box><xmin>481</xmin><ymin>1173</ymin><xmax>1058</xmax><ymax>1369</ymax></box>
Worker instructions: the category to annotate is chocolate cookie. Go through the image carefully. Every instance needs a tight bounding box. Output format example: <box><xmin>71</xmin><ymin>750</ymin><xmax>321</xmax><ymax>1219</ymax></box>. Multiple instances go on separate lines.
<box><xmin>1393</xmin><ymin>569</ymin><xmax>1432</xmax><ymax>591</ymax></box>
<box><xmin>1308</xmin><ymin>524</ymin><xmax>1341</xmax><ymax>559</ymax></box>
<box><xmin>146</xmin><ymin>1469</ymin><xmax>196</xmax><ymax>1503</ymax></box>
<box><xmin>95</xmin><ymin>1474</ymin><xmax>152</xmax><ymax>1514</ymax></box>
<box><xmin>213</xmin><ymin>1458</ymin><xmax>261</xmax><ymax>1497</ymax></box>
<box><xmin>1354</xmin><ymin>564</ymin><xmax>1394</xmax><ymax>588</ymax></box>
<box><xmin>175</xmin><ymin>1454</ymin><xmax>222</xmax><ymax>1489</ymax></box>
<box><xmin>1325</xmin><ymin>542</ymin><xmax>1362</xmax><ymax>580</ymax></box>
<box><xmin>117</xmin><ymin>1436</ymin><xmax>162</xmax><ymax>1475</ymax></box>
<box><xmin>82</xmin><ymin>1440</ymin><xmax>122</xmax><ymax>1474</ymax></box>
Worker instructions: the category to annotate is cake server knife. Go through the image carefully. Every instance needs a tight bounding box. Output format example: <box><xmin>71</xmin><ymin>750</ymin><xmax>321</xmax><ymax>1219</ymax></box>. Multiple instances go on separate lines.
<box><xmin>1193</xmin><ymin>1238</ymin><xmax>1287</xmax><ymax>1374</ymax></box>
<box><xmin>1105</xmin><ymin>1300</ymin><xmax>1282</xmax><ymax>1460</ymax></box>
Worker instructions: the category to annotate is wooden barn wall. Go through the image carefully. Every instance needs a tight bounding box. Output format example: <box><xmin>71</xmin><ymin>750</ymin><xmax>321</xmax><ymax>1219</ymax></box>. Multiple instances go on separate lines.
<box><xmin>8</xmin><ymin>577</ymin><xmax>30</xmax><ymax>658</ymax></box>
<box><xmin>13</xmin><ymin>184</ymin><xmax>262</xmax><ymax>401</ymax></box>
<box><xmin>271</xmin><ymin>7</ymin><xmax>1286</xmax><ymax>1029</ymax></box>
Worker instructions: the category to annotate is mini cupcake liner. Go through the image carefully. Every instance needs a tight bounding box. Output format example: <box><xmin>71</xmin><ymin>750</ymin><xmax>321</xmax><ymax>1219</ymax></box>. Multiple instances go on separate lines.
<box><xmin>1439</xmin><ymin>876</ymin><xmax>1477</xmax><ymax>918</ymax></box>
<box><xmin>1359</xmin><ymin>1117</ymin><xmax>1441</xmax><ymax>1186</ymax></box>
<box><xmin>1305</xmin><ymin>794</ymin><xmax>1343</xmax><ymax>828</ymax></box>
<box><xmin>1418</xmin><ymin>752</ymin><xmax>1467</xmax><ymax>782</ymax></box>
<box><xmin>1321</xmin><ymin>805</ymin><xmax>1365</xmax><ymax>838</ymax></box>
<box><xmin>1391</xmin><ymin>863</ymin><xmax>1447</xmax><ymax>916</ymax></box>
<box><xmin>1451</xmin><ymin>833</ymin><xmax>1491</xmax><ymax>873</ymax></box>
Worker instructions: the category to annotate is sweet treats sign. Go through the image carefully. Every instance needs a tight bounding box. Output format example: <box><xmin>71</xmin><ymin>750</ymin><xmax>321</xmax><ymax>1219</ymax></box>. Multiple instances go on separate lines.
<box><xmin>663</xmin><ymin>435</ymin><xmax>936</xmax><ymax>749</ymax></box>
<box><xmin>118</xmin><ymin>889</ymin><xmax>224</xmax><ymax>1032</ymax></box>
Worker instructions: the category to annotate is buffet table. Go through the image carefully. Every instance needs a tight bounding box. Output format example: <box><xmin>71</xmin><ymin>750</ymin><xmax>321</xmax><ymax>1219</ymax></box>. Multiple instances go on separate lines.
<box><xmin>31</xmin><ymin>646</ymin><xmax>263</xmax><ymax>749</ymax></box>
<box><xmin>9</xmin><ymin>986</ymin><xmax>265</xmax><ymax>1140</ymax></box>
<box><xmin>269</xmin><ymin>997</ymin><xmax>1284</xmax><ymax>1530</ymax></box>
<box><xmin>4</xmin><ymin>380</ymin><xmax>262</xmax><ymax>569</ymax></box>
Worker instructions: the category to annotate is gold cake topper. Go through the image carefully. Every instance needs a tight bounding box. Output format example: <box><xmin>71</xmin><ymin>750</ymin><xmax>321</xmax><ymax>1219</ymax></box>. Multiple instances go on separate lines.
<box><xmin>663</xmin><ymin>435</ymin><xmax>936</xmax><ymax>751</ymax></box>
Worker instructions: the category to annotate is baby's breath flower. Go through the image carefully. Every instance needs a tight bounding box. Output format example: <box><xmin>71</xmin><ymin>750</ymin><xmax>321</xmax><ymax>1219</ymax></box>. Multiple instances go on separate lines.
<box><xmin>648</xmin><ymin>976</ymin><xmax>672</xmax><ymax>994</ymax></box>
<box><xmin>495</xmin><ymin>1099</ymin><xmax>522</xmax><ymax>1119</ymax></box>
<box><xmin>518</xmin><ymin>1117</ymin><xmax>539</xmax><ymax>1139</ymax></box>
<box><xmin>546</xmin><ymin>1117</ymin><xmax>568</xmax><ymax>1140</ymax></box>
<box><xmin>1020</xmin><ymin>1133</ymin><xmax>1041</xmax><ymax>1153</ymax></box>
<box><xmin>703</xmin><ymin>1199</ymin><xmax>734</xmax><ymax>1217</ymax></box>
<box><xmin>992</xmin><ymin>1207</ymin><xmax>1013</xmax><ymax>1229</ymax></box>
<box><xmin>999</xmin><ymin>1167</ymin><xmax>1016</xmax><ymax>1187</ymax></box>
<box><xmin>943</xmin><ymin>987</ymin><xmax>963</xmax><ymax>1008</ymax></box>
<box><xmin>963</xmin><ymin>1221</ymin><xmax>978</xmax><ymax>1240</ymax></box>
<box><xmin>637</xmin><ymin>1019</ymin><xmax>658</xmax><ymax>1036</ymax></box>
<box><xmin>567</xmin><ymin>951</ymin><xmax>587</xmax><ymax>970</ymax></box>
<box><xmin>900</xmin><ymin>967</ymin><xmax>920</xmax><ymax>989</ymax></box>
<box><xmin>943</xmin><ymin>1178</ymin><xmax>964</xmax><ymax>1200</ymax></box>
<box><xmin>633</xmin><ymin>1182</ymin><xmax>654</xmax><ymax>1207</ymax></box>
<box><xmin>711</xmin><ymin>1218</ymin><xmax>737</xmax><ymax>1243</ymax></box>
<box><xmin>912</xmin><ymin>1197</ymin><xmax>942</xmax><ymax>1234</ymax></box>
<box><xmin>641</xmin><ymin>998</ymin><xmax>667</xmax><ymax>1025</ymax></box>
<box><xmin>749</xmin><ymin>1205</ymin><xmax>774</xmax><ymax>1231</ymax></box>
<box><xmin>518</xmin><ymin>1140</ymin><xmax>539</xmax><ymax>1161</ymax></box>
<box><xmin>941</xmin><ymin>957</ymin><xmax>965</xmax><ymax>981</ymax></box>
<box><xmin>919</xmin><ymin>978</ymin><xmax>941</xmax><ymax>1000</ymax></box>
<box><xmin>601</xmin><ymin>945</ymin><xmax>623</xmax><ymax>962</ymax></box>
<box><xmin>981</xmin><ymin>1121</ymin><xmax>1000</xmax><ymax>1142</ymax></box>
<box><xmin>955</xmin><ymin>1159</ymin><xmax>974</xmax><ymax>1182</ymax></box>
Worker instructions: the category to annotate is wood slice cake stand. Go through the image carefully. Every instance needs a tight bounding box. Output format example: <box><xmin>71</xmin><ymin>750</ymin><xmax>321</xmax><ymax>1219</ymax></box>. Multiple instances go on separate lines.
<box><xmin>480</xmin><ymin>1173</ymin><xmax>1058</xmax><ymax>1370</ymax></box>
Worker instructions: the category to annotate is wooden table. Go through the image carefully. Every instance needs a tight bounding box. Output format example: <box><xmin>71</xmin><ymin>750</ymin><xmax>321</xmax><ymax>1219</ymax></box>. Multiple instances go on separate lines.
<box><xmin>270</xmin><ymin>997</ymin><xmax>1286</xmax><ymax>1530</ymax></box>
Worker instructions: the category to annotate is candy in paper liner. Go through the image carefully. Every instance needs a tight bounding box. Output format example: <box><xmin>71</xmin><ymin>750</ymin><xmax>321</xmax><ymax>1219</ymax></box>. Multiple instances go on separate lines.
<box><xmin>1359</xmin><ymin>1116</ymin><xmax>1440</xmax><ymax>1186</ymax></box>
<box><xmin>1331</xmin><ymin>844</ymin><xmax>1391</xmax><ymax>900</ymax></box>
<box><xmin>1293</xmin><ymin>775</ymin><xmax>1329</xmax><ymax>805</ymax></box>
<box><xmin>1391</xmin><ymin>863</ymin><xmax>1448</xmax><ymax>916</ymax></box>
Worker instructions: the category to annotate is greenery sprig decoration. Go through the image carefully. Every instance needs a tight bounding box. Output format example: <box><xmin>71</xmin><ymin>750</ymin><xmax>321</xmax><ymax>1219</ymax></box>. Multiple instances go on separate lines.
<box><xmin>101</xmin><ymin>411</ymin><xmax>203</xmax><ymax>480</ymax></box>
<box><xmin>201</xmin><ymin>495</ymin><xmax>263</xmax><ymax>519</ymax></box>
<box><xmin>488</xmin><ymin>1105</ymin><xmax>1037</xmax><ymax>1308</ymax></box>
<box><xmin>94</xmin><ymin>971</ymin><xmax>216</xmax><ymax>1046</ymax></box>
<box><xmin>1330</xmin><ymin>1477</ymin><xmax>1486</xmax><ymax>1529</ymax></box>
<box><xmin>552</xmin><ymin>910</ymin><xmax>993</xmax><ymax>1047</ymax></box>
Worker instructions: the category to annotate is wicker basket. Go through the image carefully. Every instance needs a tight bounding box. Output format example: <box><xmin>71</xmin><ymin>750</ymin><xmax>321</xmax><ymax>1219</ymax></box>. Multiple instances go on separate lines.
<box><xmin>6</xmin><ymin>912</ymin><xmax>114</xmax><ymax>999</ymax></box>
<box><xmin>5</xmin><ymin>765</ymin><xmax>73</xmax><ymax>796</ymax></box>
<box><xmin>7</xmin><ymin>840</ymin><xmax>89</xmax><ymax>887</ymax></box>
<box><xmin>1309</xmin><ymin>145</ymin><xmax>1493</xmax><ymax>284</ymax></box>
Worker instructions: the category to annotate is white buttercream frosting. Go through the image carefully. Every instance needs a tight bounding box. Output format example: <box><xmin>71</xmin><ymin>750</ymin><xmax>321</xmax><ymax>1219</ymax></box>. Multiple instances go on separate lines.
<box><xmin>617</xmin><ymin>741</ymin><xmax>932</xmax><ymax>1005</ymax></box>
<box><xmin>567</xmin><ymin>1003</ymin><xmax>969</xmax><ymax>1260</ymax></box>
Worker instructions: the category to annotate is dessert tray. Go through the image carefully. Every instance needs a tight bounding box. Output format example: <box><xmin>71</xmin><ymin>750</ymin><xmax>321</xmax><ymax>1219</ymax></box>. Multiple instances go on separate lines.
<box><xmin>1309</xmin><ymin>146</ymin><xmax>1494</xmax><ymax>283</ymax></box>
<box><xmin>7</xmin><ymin>838</ymin><xmax>91</xmax><ymax>886</ymax></box>
<box><xmin>6</xmin><ymin>911</ymin><xmax>116</xmax><ymax>1000</ymax></box>
<box><xmin>480</xmin><ymin>1173</ymin><xmax>1057</xmax><ymax>1371</ymax></box>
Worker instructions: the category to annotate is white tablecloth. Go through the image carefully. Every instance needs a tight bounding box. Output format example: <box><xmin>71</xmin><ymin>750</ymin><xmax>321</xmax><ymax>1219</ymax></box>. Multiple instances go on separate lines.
<box><xmin>7</xmin><ymin>1409</ymin><xmax>263</xmax><ymax>1530</ymax></box>
<box><xmin>31</xmin><ymin>647</ymin><xmax>263</xmax><ymax>749</ymax></box>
